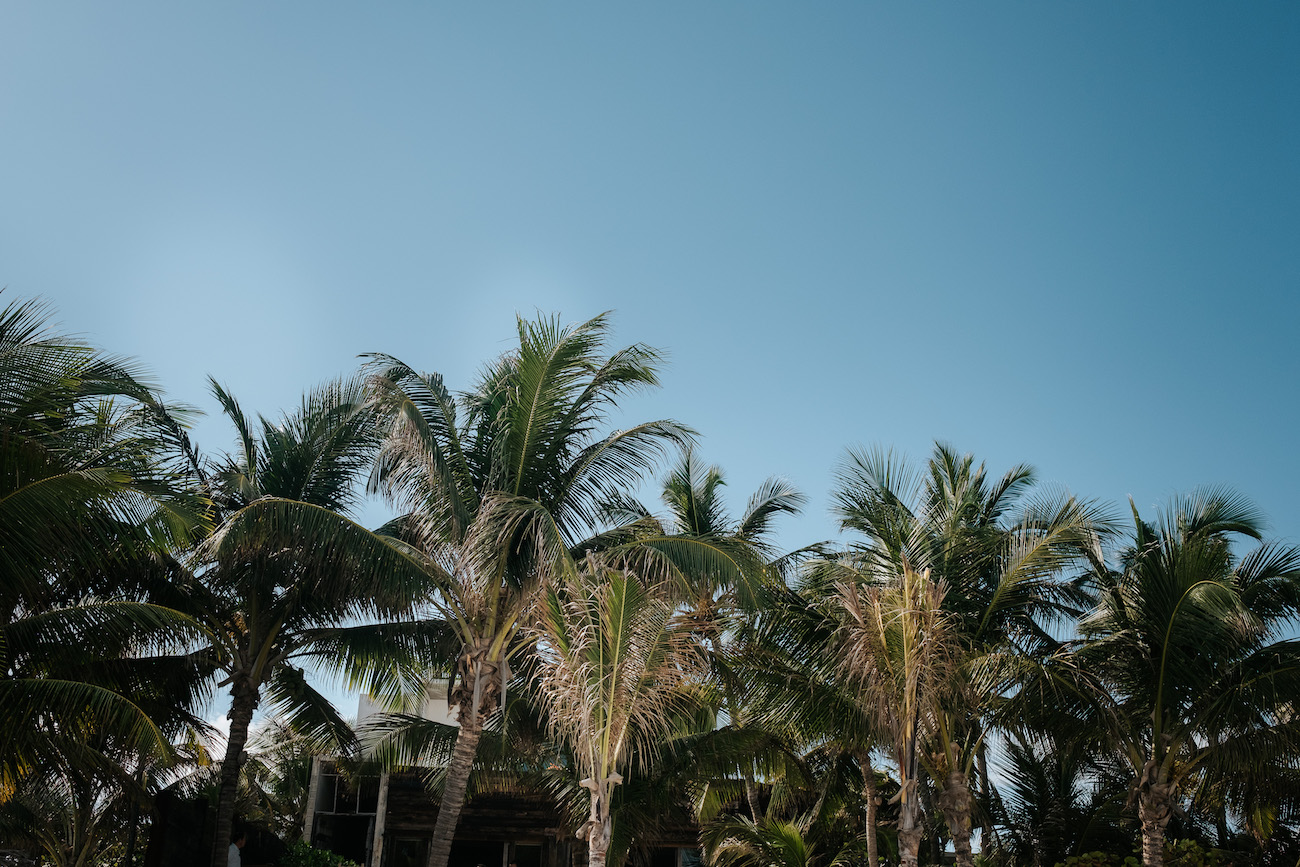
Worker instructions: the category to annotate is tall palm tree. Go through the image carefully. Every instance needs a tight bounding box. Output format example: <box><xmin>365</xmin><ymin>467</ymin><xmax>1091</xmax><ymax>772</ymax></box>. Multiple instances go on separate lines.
<box><xmin>529</xmin><ymin>558</ymin><xmax>710</xmax><ymax>867</ymax></box>
<box><xmin>1057</xmin><ymin>490</ymin><xmax>1300</xmax><ymax>867</ymax></box>
<box><xmin>833</xmin><ymin>563</ymin><xmax>964</xmax><ymax>867</ymax></box>
<box><xmin>170</xmin><ymin>377</ymin><xmax>437</xmax><ymax>867</ymax></box>
<box><xmin>363</xmin><ymin>313</ymin><xmax>689</xmax><ymax>867</ymax></box>
<box><xmin>514</xmin><ymin>449</ymin><xmax>817</xmax><ymax>867</ymax></box>
<box><xmin>727</xmin><ymin>553</ymin><xmax>897</xmax><ymax>867</ymax></box>
<box><xmin>0</xmin><ymin>294</ymin><xmax>206</xmax><ymax>799</ymax></box>
<box><xmin>621</xmin><ymin>449</ymin><xmax>812</xmax><ymax>825</ymax></box>
<box><xmin>830</xmin><ymin>443</ymin><xmax>1106</xmax><ymax>866</ymax></box>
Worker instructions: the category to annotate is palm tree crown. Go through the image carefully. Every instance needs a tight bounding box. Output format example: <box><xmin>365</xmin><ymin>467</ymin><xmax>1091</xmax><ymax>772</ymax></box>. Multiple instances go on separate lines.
<box><xmin>0</xmin><ymin>295</ymin><xmax>205</xmax><ymax>801</ymax></box>
<box><xmin>824</xmin><ymin>443</ymin><xmax>1106</xmax><ymax>867</ymax></box>
<box><xmin>530</xmin><ymin>559</ymin><xmax>710</xmax><ymax>867</ymax></box>
<box><xmin>1068</xmin><ymin>490</ymin><xmax>1300</xmax><ymax>867</ymax></box>
<box><xmin>363</xmin><ymin>312</ymin><xmax>690</xmax><ymax>867</ymax></box>
<box><xmin>183</xmin><ymin>376</ymin><xmax>434</xmax><ymax>867</ymax></box>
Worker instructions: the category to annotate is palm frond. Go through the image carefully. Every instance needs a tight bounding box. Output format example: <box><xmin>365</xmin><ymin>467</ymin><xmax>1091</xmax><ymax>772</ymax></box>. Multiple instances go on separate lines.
<box><xmin>203</xmin><ymin>497</ymin><xmax>439</xmax><ymax>620</ymax></box>
<box><xmin>263</xmin><ymin>664</ymin><xmax>358</xmax><ymax>756</ymax></box>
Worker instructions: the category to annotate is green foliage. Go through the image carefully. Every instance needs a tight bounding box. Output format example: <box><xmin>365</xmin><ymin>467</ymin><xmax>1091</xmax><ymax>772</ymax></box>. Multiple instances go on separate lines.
<box><xmin>1048</xmin><ymin>491</ymin><xmax>1300</xmax><ymax>863</ymax></box>
<box><xmin>1053</xmin><ymin>852</ymin><xmax>1139</xmax><ymax>867</ymax></box>
<box><xmin>530</xmin><ymin>560</ymin><xmax>711</xmax><ymax>860</ymax></box>
<box><xmin>1052</xmin><ymin>841</ymin><xmax>1234</xmax><ymax>867</ymax></box>
<box><xmin>1161</xmin><ymin>841</ymin><xmax>1230</xmax><ymax>867</ymax></box>
<box><xmin>362</xmin><ymin>314</ymin><xmax>692</xmax><ymax>867</ymax></box>
<box><xmin>241</xmin><ymin>719</ymin><xmax>319</xmax><ymax>839</ymax></box>
<box><xmin>0</xmin><ymin>292</ymin><xmax>208</xmax><ymax>800</ymax></box>
<box><xmin>278</xmin><ymin>839</ymin><xmax>362</xmax><ymax>867</ymax></box>
<box><xmin>5</xmin><ymin>295</ymin><xmax>1300</xmax><ymax>867</ymax></box>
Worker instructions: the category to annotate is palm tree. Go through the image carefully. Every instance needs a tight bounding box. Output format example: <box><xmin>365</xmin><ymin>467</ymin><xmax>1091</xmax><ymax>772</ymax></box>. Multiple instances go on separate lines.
<box><xmin>0</xmin><ymin>294</ymin><xmax>206</xmax><ymax>799</ymax></box>
<box><xmin>829</xmin><ymin>444</ymin><xmax>1106</xmax><ymax>866</ymax></box>
<box><xmin>363</xmin><ymin>313</ymin><xmax>689</xmax><ymax>867</ymax></box>
<box><xmin>529</xmin><ymin>558</ymin><xmax>710</xmax><ymax>867</ymax></box>
<box><xmin>599</xmin><ymin>448</ymin><xmax>813</xmax><ymax>823</ymax></box>
<box><xmin>702</xmin><ymin>813</ymin><xmax>862</xmax><ymax>867</ymax></box>
<box><xmin>834</xmin><ymin>563</ymin><xmax>964</xmax><ymax>867</ymax></box>
<box><xmin>660</xmin><ymin>453</ymin><xmax>802</xmax><ymax>662</ymax></box>
<box><xmin>987</xmin><ymin>733</ymin><xmax>1131</xmax><ymax>867</ymax></box>
<box><xmin>0</xmin><ymin>741</ymin><xmax>138</xmax><ymax>867</ymax></box>
<box><xmin>242</xmin><ymin>716</ymin><xmax>326</xmax><ymax>839</ymax></box>
<box><xmin>1057</xmin><ymin>490</ymin><xmax>1300</xmax><ymax>867</ymax></box>
<box><xmin>603</xmin><ymin>447</ymin><xmax>808</xmax><ymax>617</ymax></box>
<box><xmin>0</xmin><ymin>295</ymin><xmax>200</xmax><ymax>589</ymax></box>
<box><xmin>726</xmin><ymin>556</ymin><xmax>898</xmax><ymax>867</ymax></box>
<box><xmin>171</xmin><ymin>377</ymin><xmax>436</xmax><ymax>867</ymax></box>
<box><xmin>513</xmin><ymin>449</ymin><xmax>818</xmax><ymax>867</ymax></box>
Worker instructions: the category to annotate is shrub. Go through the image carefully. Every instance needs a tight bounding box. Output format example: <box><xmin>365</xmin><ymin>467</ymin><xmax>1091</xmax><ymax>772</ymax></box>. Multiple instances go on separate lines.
<box><xmin>1163</xmin><ymin>840</ymin><xmax>1230</xmax><ymax>867</ymax></box>
<box><xmin>1054</xmin><ymin>841</ymin><xmax>1233</xmax><ymax>867</ymax></box>
<box><xmin>278</xmin><ymin>839</ymin><xmax>362</xmax><ymax>867</ymax></box>
<box><xmin>1054</xmin><ymin>852</ymin><xmax>1139</xmax><ymax>867</ymax></box>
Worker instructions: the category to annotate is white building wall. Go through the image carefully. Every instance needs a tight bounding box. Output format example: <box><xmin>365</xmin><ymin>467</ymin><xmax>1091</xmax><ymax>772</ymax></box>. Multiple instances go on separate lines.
<box><xmin>356</xmin><ymin>680</ymin><xmax>460</xmax><ymax>727</ymax></box>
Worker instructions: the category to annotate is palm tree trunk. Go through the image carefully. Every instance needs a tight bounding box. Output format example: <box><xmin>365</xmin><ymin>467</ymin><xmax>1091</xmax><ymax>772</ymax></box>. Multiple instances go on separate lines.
<box><xmin>898</xmin><ymin>780</ymin><xmax>923</xmax><ymax>867</ymax></box>
<box><xmin>1215</xmin><ymin>812</ymin><xmax>1231</xmax><ymax>850</ymax></box>
<box><xmin>121</xmin><ymin>765</ymin><xmax>144</xmax><ymax>867</ymax></box>
<box><xmin>587</xmin><ymin>821</ymin><xmax>612</xmax><ymax>867</ymax></box>
<box><xmin>73</xmin><ymin>777</ymin><xmax>95</xmax><ymax>867</ymax></box>
<box><xmin>977</xmin><ymin>746</ymin><xmax>993</xmax><ymax>856</ymax></box>
<box><xmin>1138</xmin><ymin>782</ymin><xmax>1173</xmax><ymax>867</ymax></box>
<box><xmin>937</xmin><ymin>770</ymin><xmax>974</xmax><ymax>867</ymax></box>
<box><xmin>212</xmin><ymin>676</ymin><xmax>259</xmax><ymax>867</ymax></box>
<box><xmin>584</xmin><ymin>791</ymin><xmax>613</xmax><ymax>867</ymax></box>
<box><xmin>122</xmin><ymin>804</ymin><xmax>139</xmax><ymax>867</ymax></box>
<box><xmin>858</xmin><ymin>751</ymin><xmax>880</xmax><ymax>867</ymax></box>
<box><xmin>744</xmin><ymin>774</ymin><xmax>763</xmax><ymax>822</ymax></box>
<box><xmin>424</xmin><ymin>688</ymin><xmax>486</xmax><ymax>867</ymax></box>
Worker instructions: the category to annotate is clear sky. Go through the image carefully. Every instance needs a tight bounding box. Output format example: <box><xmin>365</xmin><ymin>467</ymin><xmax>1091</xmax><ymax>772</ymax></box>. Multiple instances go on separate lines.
<box><xmin>3</xmin><ymin>5</ymin><xmax>1297</xmax><ymax>569</ymax></box>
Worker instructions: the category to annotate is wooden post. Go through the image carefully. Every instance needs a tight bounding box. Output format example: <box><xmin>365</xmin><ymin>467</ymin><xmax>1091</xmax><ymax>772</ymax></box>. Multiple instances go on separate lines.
<box><xmin>371</xmin><ymin>773</ymin><xmax>391</xmax><ymax>867</ymax></box>
<box><xmin>303</xmin><ymin>757</ymin><xmax>324</xmax><ymax>843</ymax></box>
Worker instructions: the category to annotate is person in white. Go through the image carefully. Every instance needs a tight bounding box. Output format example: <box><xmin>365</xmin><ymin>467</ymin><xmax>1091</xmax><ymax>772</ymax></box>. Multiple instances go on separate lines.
<box><xmin>229</xmin><ymin>830</ymin><xmax>247</xmax><ymax>867</ymax></box>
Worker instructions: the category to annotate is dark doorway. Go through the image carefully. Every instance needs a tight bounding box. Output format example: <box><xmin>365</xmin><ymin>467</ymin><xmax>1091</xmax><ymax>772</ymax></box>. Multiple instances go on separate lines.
<box><xmin>449</xmin><ymin>839</ymin><xmax>505</xmax><ymax>867</ymax></box>
<box><xmin>511</xmin><ymin>843</ymin><xmax>543</xmax><ymax>867</ymax></box>
<box><xmin>314</xmin><ymin>814</ymin><xmax>373</xmax><ymax>865</ymax></box>
<box><xmin>388</xmin><ymin>838</ymin><xmax>429</xmax><ymax>867</ymax></box>
<box><xmin>648</xmin><ymin>848</ymin><xmax>677</xmax><ymax>867</ymax></box>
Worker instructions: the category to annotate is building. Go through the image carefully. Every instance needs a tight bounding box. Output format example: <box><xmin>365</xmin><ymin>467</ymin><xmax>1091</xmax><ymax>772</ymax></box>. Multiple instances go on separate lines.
<box><xmin>302</xmin><ymin>686</ymin><xmax>701</xmax><ymax>867</ymax></box>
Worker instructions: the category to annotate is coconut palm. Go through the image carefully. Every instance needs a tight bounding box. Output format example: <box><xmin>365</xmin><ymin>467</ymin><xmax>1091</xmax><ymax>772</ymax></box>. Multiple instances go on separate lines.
<box><xmin>241</xmin><ymin>716</ymin><xmax>324</xmax><ymax>839</ymax></box>
<box><xmin>830</xmin><ymin>444</ymin><xmax>1107</xmax><ymax>866</ymax></box>
<box><xmin>363</xmin><ymin>312</ymin><xmax>689</xmax><ymax>867</ymax></box>
<box><xmin>1058</xmin><ymin>490</ymin><xmax>1300</xmax><ymax>867</ymax></box>
<box><xmin>0</xmin><ymin>294</ymin><xmax>207</xmax><ymax>799</ymax></box>
<box><xmin>601</xmin><ymin>447</ymin><xmax>809</xmax><ymax>617</ymax></box>
<box><xmin>0</xmin><ymin>583</ymin><xmax>217</xmax><ymax>867</ymax></box>
<box><xmin>731</xmin><ymin>575</ymin><xmax>895</xmax><ymax>867</ymax></box>
<box><xmin>833</xmin><ymin>562</ymin><xmax>964</xmax><ymax>867</ymax></box>
<box><xmin>745</xmin><ymin>548</ymin><xmax>965</xmax><ymax>867</ymax></box>
<box><xmin>0</xmin><ymin>685</ymin><xmax>221</xmax><ymax>867</ymax></box>
<box><xmin>1</xmin><ymin>598</ymin><xmax>206</xmax><ymax>800</ymax></box>
<box><xmin>598</xmin><ymin>448</ymin><xmax>813</xmax><ymax>821</ymax></box>
<box><xmin>701</xmin><ymin>813</ymin><xmax>863</xmax><ymax>867</ymax></box>
<box><xmin>529</xmin><ymin>558</ymin><xmax>710</xmax><ymax>867</ymax></box>
<box><xmin>0</xmin><ymin>295</ymin><xmax>201</xmax><ymax>594</ymax></box>
<box><xmin>987</xmin><ymin>733</ymin><xmax>1131</xmax><ymax>867</ymax></box>
<box><xmin>167</xmin><ymin>377</ymin><xmax>437</xmax><ymax>867</ymax></box>
<box><xmin>0</xmin><ymin>740</ymin><xmax>139</xmax><ymax>867</ymax></box>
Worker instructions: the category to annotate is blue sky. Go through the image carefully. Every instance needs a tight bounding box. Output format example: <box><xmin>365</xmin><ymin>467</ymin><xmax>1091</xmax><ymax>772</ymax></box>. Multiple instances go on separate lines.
<box><xmin>3</xmin><ymin>3</ymin><xmax>1297</xmax><ymax>566</ymax></box>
